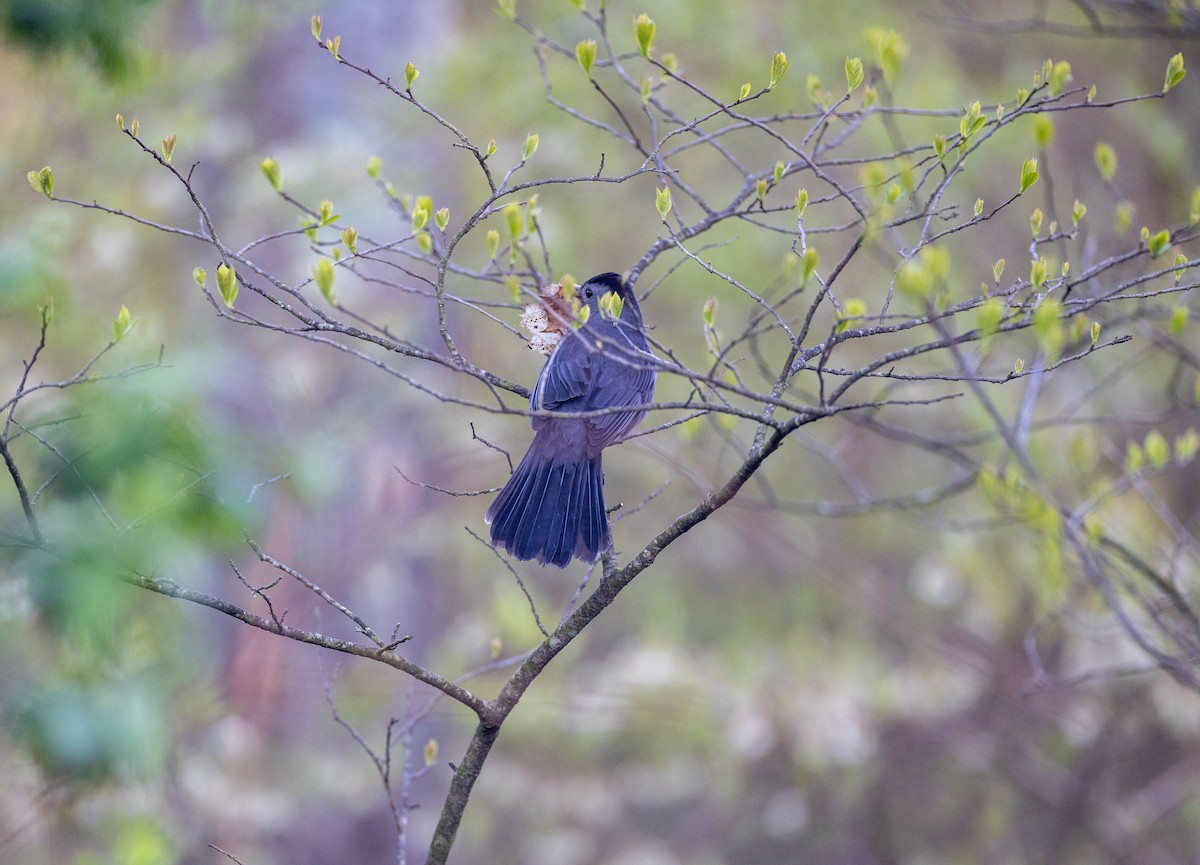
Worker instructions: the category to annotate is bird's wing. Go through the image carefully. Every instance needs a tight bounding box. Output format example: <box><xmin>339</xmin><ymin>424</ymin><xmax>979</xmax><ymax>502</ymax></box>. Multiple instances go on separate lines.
<box><xmin>530</xmin><ymin>329</ymin><xmax>593</xmax><ymax>414</ymax></box>
<box><xmin>583</xmin><ymin>354</ymin><xmax>655</xmax><ymax>454</ymax></box>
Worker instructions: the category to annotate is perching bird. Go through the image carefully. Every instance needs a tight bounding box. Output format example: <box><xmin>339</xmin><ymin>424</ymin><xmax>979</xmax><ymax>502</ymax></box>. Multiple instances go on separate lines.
<box><xmin>486</xmin><ymin>272</ymin><xmax>656</xmax><ymax>567</ymax></box>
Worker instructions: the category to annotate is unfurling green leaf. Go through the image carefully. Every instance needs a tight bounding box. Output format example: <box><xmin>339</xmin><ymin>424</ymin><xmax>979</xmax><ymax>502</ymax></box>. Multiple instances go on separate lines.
<box><xmin>973</xmin><ymin>198</ymin><xmax>984</xmax><ymax>217</ymax></box>
<box><xmin>1030</xmin><ymin>258</ymin><xmax>1047</xmax><ymax>290</ymax></box>
<box><xmin>216</xmin><ymin>262</ymin><xmax>237</xmax><ymax>308</ymax></box>
<box><xmin>703</xmin><ymin>297</ymin><xmax>718</xmax><ymax>327</ymax></box>
<box><xmin>193</xmin><ymin>267</ymin><xmax>206</xmax><ymax>287</ymax></box>
<box><xmin>805</xmin><ymin>74</ymin><xmax>826</xmax><ymax>107</ymax></box>
<box><xmin>424</xmin><ymin>739</ymin><xmax>438</xmax><ymax>767</ymax></box>
<box><xmin>434</xmin><ymin>208</ymin><xmax>450</xmax><ymax>231</ymax></box>
<box><xmin>504</xmin><ymin>203</ymin><xmax>522</xmax><ymax>239</ymax></box>
<box><xmin>311</xmin><ymin>15</ymin><xmax>322</xmax><ymax>41</ymax></box>
<box><xmin>27</xmin><ymin>166</ymin><xmax>53</xmax><ymax>197</ymax></box>
<box><xmin>993</xmin><ymin>258</ymin><xmax>1006</xmax><ymax>282</ymax></box>
<box><xmin>1146</xmin><ymin>228</ymin><xmax>1171</xmax><ymax>258</ymax></box>
<box><xmin>1176</xmin><ymin>429</ymin><xmax>1199</xmax><ymax>464</ymax></box>
<box><xmin>1030</xmin><ymin>207</ymin><xmax>1044</xmax><ymax>237</ymax></box>
<box><xmin>959</xmin><ymin>101</ymin><xmax>985</xmax><ymax>142</ymax></box>
<box><xmin>113</xmin><ymin>304</ymin><xmax>133</xmax><ymax>343</ymax></box>
<box><xmin>366</xmin><ymin>155</ymin><xmax>383</xmax><ymax>179</ymax></box>
<box><xmin>795</xmin><ymin>188</ymin><xmax>809</xmax><ymax>218</ymax></box>
<box><xmin>768</xmin><ymin>51</ymin><xmax>790</xmax><ymax>90</ymax></box>
<box><xmin>486</xmin><ymin>229</ymin><xmax>500</xmax><ymax>258</ymax></box>
<box><xmin>1019</xmin><ymin>158</ymin><xmax>1039</xmax><ymax>193</ymax></box>
<box><xmin>661</xmin><ymin>52</ymin><xmax>678</xmax><ymax>74</ymax></box>
<box><xmin>1125</xmin><ymin>441</ymin><xmax>1144</xmax><ymax>473</ymax></box>
<box><xmin>325</xmin><ymin>35</ymin><xmax>341</xmax><ymax>60</ymax></box>
<box><xmin>341</xmin><ymin>226</ymin><xmax>358</xmax><ymax>253</ymax></box>
<box><xmin>865</xmin><ymin>26</ymin><xmax>907</xmax><ymax>89</ymax></box>
<box><xmin>1163</xmin><ymin>52</ymin><xmax>1187</xmax><ymax>93</ymax></box>
<box><xmin>1013</xmin><ymin>358</ymin><xmax>1025</xmax><ymax>376</ymax></box>
<box><xmin>1031</xmin><ymin>114</ymin><xmax>1054</xmax><ymax>149</ymax></box>
<box><xmin>754</xmin><ymin>178</ymin><xmax>767</xmax><ymax>201</ymax></box>
<box><xmin>634</xmin><ymin>12</ymin><xmax>656</xmax><ymax>57</ymax></box>
<box><xmin>932</xmin><ymin>134</ymin><xmax>947</xmax><ymax>162</ymax></box>
<box><xmin>1090</xmin><ymin>321</ymin><xmax>1100</xmax><ymax>347</ymax></box>
<box><xmin>416</xmin><ymin>232</ymin><xmax>433</xmax><ymax>255</ymax></box>
<box><xmin>1094</xmin><ymin>142</ymin><xmax>1117</xmax><ymax>182</ymax></box>
<box><xmin>599</xmin><ymin>290</ymin><xmax>624</xmax><ymax>321</ymax></box>
<box><xmin>405</xmin><ymin>62</ymin><xmax>419</xmax><ymax>89</ymax></box>
<box><xmin>1173</xmin><ymin>252</ymin><xmax>1188</xmax><ymax>284</ymax></box>
<box><xmin>977</xmin><ymin>297</ymin><xmax>1005</xmax><ymax>343</ymax></box>
<box><xmin>1170</xmin><ymin>305</ymin><xmax>1188</xmax><ymax>333</ymax></box>
<box><xmin>800</xmin><ymin>247</ymin><xmax>819</xmax><ymax>286</ymax></box>
<box><xmin>313</xmin><ymin>258</ymin><xmax>336</xmax><ymax>303</ymax></box>
<box><xmin>319</xmin><ymin>199</ymin><xmax>339</xmax><ymax>226</ymax></box>
<box><xmin>863</xmin><ymin>85</ymin><xmax>878</xmax><ymax>107</ymax></box>
<box><xmin>1048</xmin><ymin>60</ymin><xmax>1072</xmax><ymax>96</ymax></box>
<box><xmin>411</xmin><ymin>205</ymin><xmax>429</xmax><ymax>232</ymax></box>
<box><xmin>1145</xmin><ymin>430</ymin><xmax>1170</xmax><ymax>469</ymax></box>
<box><xmin>259</xmin><ymin>157</ymin><xmax>282</xmax><ymax>191</ymax></box>
<box><xmin>497</xmin><ymin>0</ymin><xmax>516</xmax><ymax>20</ymax></box>
<box><xmin>655</xmin><ymin>186</ymin><xmax>672</xmax><ymax>219</ymax></box>
<box><xmin>1072</xmin><ymin>199</ymin><xmax>1086</xmax><ymax>225</ymax></box>
<box><xmin>576</xmin><ymin>39</ymin><xmax>597</xmax><ymax>77</ymax></box>
<box><xmin>738</xmin><ymin>82</ymin><xmax>752</xmax><ymax>101</ymax></box>
<box><xmin>836</xmin><ymin>297</ymin><xmax>867</xmax><ymax>334</ymax></box>
<box><xmin>1033</xmin><ymin>298</ymin><xmax>1064</xmax><ymax>360</ymax></box>
<box><xmin>845</xmin><ymin>56</ymin><xmax>864</xmax><ymax>93</ymax></box>
<box><xmin>522</xmin><ymin>132</ymin><xmax>539</xmax><ymax>161</ymax></box>
<box><xmin>115</xmin><ymin>113</ymin><xmax>125</xmax><ymax>130</ymax></box>
<box><xmin>774</xmin><ymin>161</ymin><xmax>786</xmax><ymax>184</ymax></box>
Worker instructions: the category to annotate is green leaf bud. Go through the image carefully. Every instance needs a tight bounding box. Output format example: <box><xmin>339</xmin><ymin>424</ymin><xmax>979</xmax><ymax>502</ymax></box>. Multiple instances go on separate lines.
<box><xmin>522</xmin><ymin>132</ymin><xmax>539</xmax><ymax>161</ymax></box>
<box><xmin>1163</xmin><ymin>52</ymin><xmax>1186</xmax><ymax>93</ymax></box>
<box><xmin>1147</xmin><ymin>228</ymin><xmax>1171</xmax><ymax>258</ymax></box>
<box><xmin>845</xmin><ymin>56</ymin><xmax>863</xmax><ymax>92</ymax></box>
<box><xmin>27</xmin><ymin>166</ymin><xmax>53</xmax><ymax>197</ymax></box>
<box><xmin>313</xmin><ymin>258</ymin><xmax>336</xmax><ymax>303</ymax></box>
<box><xmin>768</xmin><ymin>51</ymin><xmax>789</xmax><ymax>90</ymax></box>
<box><xmin>795</xmin><ymin>188</ymin><xmax>809</xmax><ymax>218</ymax></box>
<box><xmin>341</xmin><ymin>226</ymin><xmax>358</xmax><ymax>253</ymax></box>
<box><xmin>486</xmin><ymin>229</ymin><xmax>500</xmax><ymax>258</ymax></box>
<box><xmin>113</xmin><ymin>304</ymin><xmax>133</xmax><ymax>343</ymax></box>
<box><xmin>405</xmin><ymin>62</ymin><xmax>419</xmax><ymax>89</ymax></box>
<box><xmin>259</xmin><ymin>157</ymin><xmax>282</xmax><ymax>191</ymax></box>
<box><xmin>1020</xmin><ymin>158</ymin><xmax>1039</xmax><ymax>193</ymax></box>
<box><xmin>216</xmin><ymin>262</ymin><xmax>238</xmax><ymax>308</ymax></box>
<box><xmin>1094</xmin><ymin>142</ymin><xmax>1116</xmax><ymax>182</ymax></box>
<box><xmin>634</xmin><ymin>12</ymin><xmax>655</xmax><ymax>57</ymax></box>
<box><xmin>366</xmin><ymin>155</ymin><xmax>383</xmax><ymax>179</ymax></box>
<box><xmin>655</xmin><ymin>186</ymin><xmax>672</xmax><ymax>218</ymax></box>
<box><xmin>576</xmin><ymin>40</ymin><xmax>597</xmax><ymax>77</ymax></box>
<box><xmin>504</xmin><ymin>203</ymin><xmax>522</xmax><ymax>239</ymax></box>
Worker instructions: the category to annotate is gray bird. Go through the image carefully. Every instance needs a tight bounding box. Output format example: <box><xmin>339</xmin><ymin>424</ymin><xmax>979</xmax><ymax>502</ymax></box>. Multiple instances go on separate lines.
<box><xmin>486</xmin><ymin>272</ymin><xmax>656</xmax><ymax>567</ymax></box>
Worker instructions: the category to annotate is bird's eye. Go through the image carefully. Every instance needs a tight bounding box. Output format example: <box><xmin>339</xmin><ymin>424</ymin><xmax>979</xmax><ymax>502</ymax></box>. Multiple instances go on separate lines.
<box><xmin>585</xmin><ymin>288</ymin><xmax>594</xmax><ymax>298</ymax></box>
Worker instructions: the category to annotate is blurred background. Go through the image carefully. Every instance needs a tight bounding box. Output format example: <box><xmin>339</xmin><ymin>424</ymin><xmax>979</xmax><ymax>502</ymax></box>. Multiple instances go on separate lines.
<box><xmin>2</xmin><ymin>0</ymin><xmax>1199</xmax><ymax>863</ymax></box>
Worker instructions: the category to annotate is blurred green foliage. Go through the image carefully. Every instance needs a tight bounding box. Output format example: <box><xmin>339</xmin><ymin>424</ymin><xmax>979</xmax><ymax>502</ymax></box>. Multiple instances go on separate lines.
<box><xmin>0</xmin><ymin>0</ymin><xmax>161</xmax><ymax>80</ymax></box>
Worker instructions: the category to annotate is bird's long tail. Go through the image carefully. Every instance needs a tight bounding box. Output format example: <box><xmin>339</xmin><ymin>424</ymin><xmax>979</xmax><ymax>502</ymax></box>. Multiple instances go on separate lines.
<box><xmin>485</xmin><ymin>432</ymin><xmax>608</xmax><ymax>568</ymax></box>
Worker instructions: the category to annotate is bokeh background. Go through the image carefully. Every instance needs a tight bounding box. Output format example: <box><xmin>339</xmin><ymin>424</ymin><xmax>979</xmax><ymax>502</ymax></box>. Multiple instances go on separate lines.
<box><xmin>2</xmin><ymin>1</ymin><xmax>1199</xmax><ymax>863</ymax></box>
